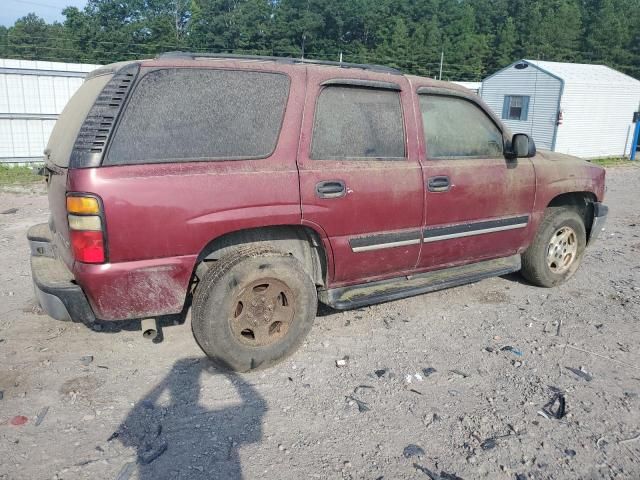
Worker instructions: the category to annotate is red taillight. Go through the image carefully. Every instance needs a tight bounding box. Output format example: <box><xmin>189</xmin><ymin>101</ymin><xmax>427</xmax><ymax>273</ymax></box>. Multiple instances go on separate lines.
<box><xmin>70</xmin><ymin>230</ymin><xmax>105</xmax><ymax>263</ymax></box>
<box><xmin>67</xmin><ymin>193</ymin><xmax>106</xmax><ymax>264</ymax></box>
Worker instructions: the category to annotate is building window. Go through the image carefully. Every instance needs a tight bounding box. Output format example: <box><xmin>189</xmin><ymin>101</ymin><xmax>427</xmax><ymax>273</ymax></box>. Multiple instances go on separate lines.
<box><xmin>502</xmin><ymin>95</ymin><xmax>530</xmax><ymax>121</ymax></box>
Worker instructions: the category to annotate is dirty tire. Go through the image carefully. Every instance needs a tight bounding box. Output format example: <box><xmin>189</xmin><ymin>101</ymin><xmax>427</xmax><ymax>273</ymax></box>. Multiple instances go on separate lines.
<box><xmin>521</xmin><ymin>207</ymin><xmax>587</xmax><ymax>287</ymax></box>
<box><xmin>192</xmin><ymin>246</ymin><xmax>317</xmax><ymax>372</ymax></box>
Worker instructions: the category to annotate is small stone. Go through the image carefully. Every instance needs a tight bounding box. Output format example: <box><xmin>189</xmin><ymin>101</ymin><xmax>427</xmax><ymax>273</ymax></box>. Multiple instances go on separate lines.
<box><xmin>335</xmin><ymin>356</ymin><xmax>349</xmax><ymax>368</ymax></box>
<box><xmin>403</xmin><ymin>444</ymin><xmax>425</xmax><ymax>458</ymax></box>
<box><xmin>80</xmin><ymin>355</ymin><xmax>93</xmax><ymax>366</ymax></box>
<box><xmin>564</xmin><ymin>449</ymin><xmax>576</xmax><ymax>457</ymax></box>
<box><xmin>278</xmin><ymin>444</ymin><xmax>285</xmax><ymax>451</ymax></box>
<box><xmin>1</xmin><ymin>208</ymin><xmax>18</xmax><ymax>215</ymax></box>
<box><xmin>422</xmin><ymin>367</ymin><xmax>437</xmax><ymax>377</ymax></box>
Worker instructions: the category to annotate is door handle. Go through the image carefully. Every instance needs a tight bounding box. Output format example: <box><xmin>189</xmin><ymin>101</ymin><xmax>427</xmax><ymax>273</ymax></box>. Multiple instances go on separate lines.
<box><xmin>427</xmin><ymin>176</ymin><xmax>451</xmax><ymax>192</ymax></box>
<box><xmin>316</xmin><ymin>180</ymin><xmax>347</xmax><ymax>199</ymax></box>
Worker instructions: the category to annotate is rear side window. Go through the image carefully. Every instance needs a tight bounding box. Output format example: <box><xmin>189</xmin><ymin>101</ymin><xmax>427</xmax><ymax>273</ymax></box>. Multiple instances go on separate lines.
<box><xmin>105</xmin><ymin>69</ymin><xmax>290</xmax><ymax>165</ymax></box>
<box><xmin>311</xmin><ymin>86</ymin><xmax>405</xmax><ymax>160</ymax></box>
<box><xmin>420</xmin><ymin>95</ymin><xmax>503</xmax><ymax>159</ymax></box>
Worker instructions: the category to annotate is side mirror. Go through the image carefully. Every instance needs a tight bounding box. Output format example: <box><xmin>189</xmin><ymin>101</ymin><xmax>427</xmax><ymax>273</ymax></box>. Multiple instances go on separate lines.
<box><xmin>510</xmin><ymin>133</ymin><xmax>536</xmax><ymax>158</ymax></box>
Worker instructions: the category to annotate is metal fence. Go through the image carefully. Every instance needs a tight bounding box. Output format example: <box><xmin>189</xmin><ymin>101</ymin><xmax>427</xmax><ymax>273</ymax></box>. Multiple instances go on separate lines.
<box><xmin>0</xmin><ymin>59</ymin><xmax>100</xmax><ymax>165</ymax></box>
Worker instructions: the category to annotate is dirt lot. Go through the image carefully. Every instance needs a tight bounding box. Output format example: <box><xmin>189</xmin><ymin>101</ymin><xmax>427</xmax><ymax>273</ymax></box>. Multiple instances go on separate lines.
<box><xmin>0</xmin><ymin>166</ymin><xmax>639</xmax><ymax>480</ymax></box>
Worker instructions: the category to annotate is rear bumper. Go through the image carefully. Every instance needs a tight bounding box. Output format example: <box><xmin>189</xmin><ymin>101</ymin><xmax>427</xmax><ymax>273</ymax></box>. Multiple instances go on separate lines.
<box><xmin>29</xmin><ymin>223</ymin><xmax>195</xmax><ymax>322</ymax></box>
<box><xmin>28</xmin><ymin>224</ymin><xmax>96</xmax><ymax>324</ymax></box>
<box><xmin>588</xmin><ymin>203</ymin><xmax>608</xmax><ymax>244</ymax></box>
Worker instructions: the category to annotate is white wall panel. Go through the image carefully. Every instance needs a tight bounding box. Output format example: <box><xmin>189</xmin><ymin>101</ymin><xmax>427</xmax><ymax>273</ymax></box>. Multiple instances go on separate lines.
<box><xmin>0</xmin><ymin>120</ymin><xmax>13</xmax><ymax>157</ymax></box>
<box><xmin>482</xmin><ymin>64</ymin><xmax>561</xmax><ymax>150</ymax></box>
<box><xmin>483</xmin><ymin>60</ymin><xmax>640</xmax><ymax>158</ymax></box>
<box><xmin>0</xmin><ymin>58</ymin><xmax>100</xmax><ymax>162</ymax></box>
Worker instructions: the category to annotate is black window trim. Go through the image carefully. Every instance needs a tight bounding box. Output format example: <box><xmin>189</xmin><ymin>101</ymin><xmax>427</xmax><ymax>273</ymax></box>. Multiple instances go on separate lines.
<box><xmin>320</xmin><ymin>78</ymin><xmax>401</xmax><ymax>91</ymax></box>
<box><xmin>310</xmin><ymin>84</ymin><xmax>408</xmax><ymax>162</ymax></box>
<box><xmin>103</xmin><ymin>66</ymin><xmax>292</xmax><ymax>166</ymax></box>
<box><xmin>417</xmin><ymin>88</ymin><xmax>506</xmax><ymax>161</ymax></box>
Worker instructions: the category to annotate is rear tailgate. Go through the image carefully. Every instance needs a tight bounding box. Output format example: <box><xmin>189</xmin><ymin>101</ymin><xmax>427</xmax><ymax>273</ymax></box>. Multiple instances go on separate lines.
<box><xmin>44</xmin><ymin>73</ymin><xmax>113</xmax><ymax>269</ymax></box>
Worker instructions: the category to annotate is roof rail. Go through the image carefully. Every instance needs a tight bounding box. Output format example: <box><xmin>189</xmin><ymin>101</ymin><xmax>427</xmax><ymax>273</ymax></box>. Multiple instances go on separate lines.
<box><xmin>156</xmin><ymin>51</ymin><xmax>402</xmax><ymax>75</ymax></box>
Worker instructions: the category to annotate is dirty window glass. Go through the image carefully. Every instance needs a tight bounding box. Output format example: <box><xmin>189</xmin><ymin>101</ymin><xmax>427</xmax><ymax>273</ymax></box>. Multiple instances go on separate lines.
<box><xmin>105</xmin><ymin>69</ymin><xmax>290</xmax><ymax>164</ymax></box>
<box><xmin>311</xmin><ymin>86</ymin><xmax>405</xmax><ymax>160</ymax></box>
<box><xmin>420</xmin><ymin>95</ymin><xmax>503</xmax><ymax>159</ymax></box>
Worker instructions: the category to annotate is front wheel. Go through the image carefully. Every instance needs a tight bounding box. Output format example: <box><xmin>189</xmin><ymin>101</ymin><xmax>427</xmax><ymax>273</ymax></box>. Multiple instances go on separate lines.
<box><xmin>521</xmin><ymin>207</ymin><xmax>587</xmax><ymax>287</ymax></box>
<box><xmin>191</xmin><ymin>246</ymin><xmax>317</xmax><ymax>372</ymax></box>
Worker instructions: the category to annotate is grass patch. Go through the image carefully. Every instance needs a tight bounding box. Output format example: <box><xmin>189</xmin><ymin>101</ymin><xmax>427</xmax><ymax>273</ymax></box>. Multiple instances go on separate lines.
<box><xmin>0</xmin><ymin>165</ymin><xmax>43</xmax><ymax>185</ymax></box>
<box><xmin>589</xmin><ymin>157</ymin><xmax>636</xmax><ymax>167</ymax></box>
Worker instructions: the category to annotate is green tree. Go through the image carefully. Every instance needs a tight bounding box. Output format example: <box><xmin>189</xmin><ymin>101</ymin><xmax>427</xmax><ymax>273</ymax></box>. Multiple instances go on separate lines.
<box><xmin>494</xmin><ymin>17</ymin><xmax>517</xmax><ymax>68</ymax></box>
<box><xmin>1</xmin><ymin>0</ymin><xmax>639</xmax><ymax>80</ymax></box>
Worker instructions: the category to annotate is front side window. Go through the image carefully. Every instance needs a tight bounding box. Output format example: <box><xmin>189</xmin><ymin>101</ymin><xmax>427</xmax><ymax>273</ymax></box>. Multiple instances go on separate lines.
<box><xmin>420</xmin><ymin>95</ymin><xmax>503</xmax><ymax>159</ymax></box>
<box><xmin>311</xmin><ymin>86</ymin><xmax>405</xmax><ymax>160</ymax></box>
<box><xmin>502</xmin><ymin>95</ymin><xmax>530</xmax><ymax>121</ymax></box>
<box><xmin>105</xmin><ymin>68</ymin><xmax>290</xmax><ymax>165</ymax></box>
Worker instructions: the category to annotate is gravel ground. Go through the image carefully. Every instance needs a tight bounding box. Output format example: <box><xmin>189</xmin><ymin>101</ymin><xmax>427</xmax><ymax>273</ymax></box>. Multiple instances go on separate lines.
<box><xmin>0</xmin><ymin>166</ymin><xmax>639</xmax><ymax>480</ymax></box>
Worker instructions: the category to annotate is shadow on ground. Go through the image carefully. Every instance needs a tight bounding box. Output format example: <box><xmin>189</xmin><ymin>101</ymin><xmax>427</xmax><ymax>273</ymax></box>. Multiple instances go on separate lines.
<box><xmin>115</xmin><ymin>357</ymin><xmax>266</xmax><ymax>480</ymax></box>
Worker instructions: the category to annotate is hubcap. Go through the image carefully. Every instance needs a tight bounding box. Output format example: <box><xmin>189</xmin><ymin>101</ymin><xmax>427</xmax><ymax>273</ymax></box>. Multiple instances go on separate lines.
<box><xmin>229</xmin><ymin>278</ymin><xmax>295</xmax><ymax>347</ymax></box>
<box><xmin>546</xmin><ymin>226</ymin><xmax>578</xmax><ymax>274</ymax></box>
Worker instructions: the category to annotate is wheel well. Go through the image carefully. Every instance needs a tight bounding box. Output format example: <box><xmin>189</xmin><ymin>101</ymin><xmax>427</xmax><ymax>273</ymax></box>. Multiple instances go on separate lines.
<box><xmin>547</xmin><ymin>191</ymin><xmax>596</xmax><ymax>233</ymax></box>
<box><xmin>195</xmin><ymin>225</ymin><xmax>328</xmax><ymax>287</ymax></box>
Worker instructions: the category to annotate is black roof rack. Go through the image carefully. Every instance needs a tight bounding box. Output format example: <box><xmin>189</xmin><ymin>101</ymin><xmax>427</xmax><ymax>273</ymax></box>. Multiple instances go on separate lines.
<box><xmin>156</xmin><ymin>51</ymin><xmax>402</xmax><ymax>75</ymax></box>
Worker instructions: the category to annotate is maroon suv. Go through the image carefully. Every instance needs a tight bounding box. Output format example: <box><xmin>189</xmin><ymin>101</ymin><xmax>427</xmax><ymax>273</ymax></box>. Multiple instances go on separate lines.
<box><xmin>29</xmin><ymin>53</ymin><xmax>607</xmax><ymax>371</ymax></box>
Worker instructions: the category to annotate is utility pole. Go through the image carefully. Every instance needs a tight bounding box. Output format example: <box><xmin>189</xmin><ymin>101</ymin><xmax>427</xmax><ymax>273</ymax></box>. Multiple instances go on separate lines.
<box><xmin>438</xmin><ymin>51</ymin><xmax>444</xmax><ymax>80</ymax></box>
<box><xmin>301</xmin><ymin>34</ymin><xmax>306</xmax><ymax>60</ymax></box>
<box><xmin>339</xmin><ymin>52</ymin><xmax>343</xmax><ymax>63</ymax></box>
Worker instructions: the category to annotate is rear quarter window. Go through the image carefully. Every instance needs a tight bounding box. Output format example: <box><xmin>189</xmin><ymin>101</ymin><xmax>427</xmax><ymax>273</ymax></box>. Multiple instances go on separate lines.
<box><xmin>105</xmin><ymin>68</ymin><xmax>290</xmax><ymax>165</ymax></box>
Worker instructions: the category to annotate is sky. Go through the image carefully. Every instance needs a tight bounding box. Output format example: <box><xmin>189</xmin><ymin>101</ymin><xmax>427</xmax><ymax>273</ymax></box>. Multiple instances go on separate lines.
<box><xmin>2</xmin><ymin>0</ymin><xmax>87</xmax><ymax>26</ymax></box>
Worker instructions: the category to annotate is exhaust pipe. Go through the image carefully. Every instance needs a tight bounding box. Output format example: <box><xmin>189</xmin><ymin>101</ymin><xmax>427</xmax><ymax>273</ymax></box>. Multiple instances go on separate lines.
<box><xmin>141</xmin><ymin>318</ymin><xmax>158</xmax><ymax>341</ymax></box>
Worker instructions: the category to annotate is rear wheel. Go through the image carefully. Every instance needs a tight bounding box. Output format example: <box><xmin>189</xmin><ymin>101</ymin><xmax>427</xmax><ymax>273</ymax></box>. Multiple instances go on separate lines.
<box><xmin>191</xmin><ymin>246</ymin><xmax>317</xmax><ymax>372</ymax></box>
<box><xmin>521</xmin><ymin>207</ymin><xmax>587</xmax><ymax>287</ymax></box>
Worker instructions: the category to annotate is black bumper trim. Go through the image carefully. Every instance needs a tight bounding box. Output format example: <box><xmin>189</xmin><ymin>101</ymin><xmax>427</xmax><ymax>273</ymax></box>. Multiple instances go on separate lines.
<box><xmin>29</xmin><ymin>224</ymin><xmax>96</xmax><ymax>324</ymax></box>
<box><xmin>589</xmin><ymin>202</ymin><xmax>608</xmax><ymax>244</ymax></box>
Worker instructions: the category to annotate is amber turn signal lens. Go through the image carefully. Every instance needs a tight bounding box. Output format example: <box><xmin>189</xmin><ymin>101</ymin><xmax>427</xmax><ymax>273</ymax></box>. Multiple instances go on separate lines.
<box><xmin>66</xmin><ymin>196</ymin><xmax>100</xmax><ymax>214</ymax></box>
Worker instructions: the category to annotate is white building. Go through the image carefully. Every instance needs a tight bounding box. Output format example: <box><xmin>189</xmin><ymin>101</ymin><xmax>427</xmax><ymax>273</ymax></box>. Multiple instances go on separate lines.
<box><xmin>481</xmin><ymin>59</ymin><xmax>640</xmax><ymax>158</ymax></box>
<box><xmin>451</xmin><ymin>81</ymin><xmax>481</xmax><ymax>95</ymax></box>
<box><xmin>0</xmin><ymin>59</ymin><xmax>100</xmax><ymax>164</ymax></box>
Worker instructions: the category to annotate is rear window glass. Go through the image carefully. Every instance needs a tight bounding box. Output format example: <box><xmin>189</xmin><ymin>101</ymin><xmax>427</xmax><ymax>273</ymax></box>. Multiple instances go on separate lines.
<box><xmin>105</xmin><ymin>69</ymin><xmax>290</xmax><ymax>165</ymax></box>
<box><xmin>311</xmin><ymin>86</ymin><xmax>405</xmax><ymax>160</ymax></box>
<box><xmin>47</xmin><ymin>73</ymin><xmax>112</xmax><ymax>167</ymax></box>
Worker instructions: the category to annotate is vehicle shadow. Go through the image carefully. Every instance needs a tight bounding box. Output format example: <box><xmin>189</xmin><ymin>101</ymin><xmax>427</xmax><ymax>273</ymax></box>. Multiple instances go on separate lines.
<box><xmin>89</xmin><ymin>296</ymin><xmax>193</xmax><ymax>340</ymax></box>
<box><xmin>500</xmin><ymin>271</ymin><xmax>534</xmax><ymax>286</ymax></box>
<box><xmin>115</xmin><ymin>357</ymin><xmax>266</xmax><ymax>480</ymax></box>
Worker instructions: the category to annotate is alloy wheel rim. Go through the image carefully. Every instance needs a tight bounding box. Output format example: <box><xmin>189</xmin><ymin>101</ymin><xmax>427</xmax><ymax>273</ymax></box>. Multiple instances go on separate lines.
<box><xmin>229</xmin><ymin>278</ymin><xmax>295</xmax><ymax>347</ymax></box>
<box><xmin>546</xmin><ymin>226</ymin><xmax>578</xmax><ymax>274</ymax></box>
